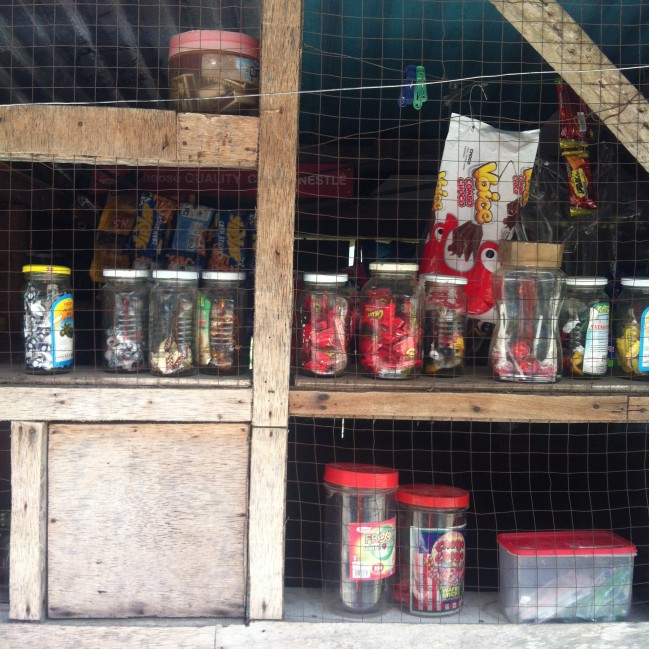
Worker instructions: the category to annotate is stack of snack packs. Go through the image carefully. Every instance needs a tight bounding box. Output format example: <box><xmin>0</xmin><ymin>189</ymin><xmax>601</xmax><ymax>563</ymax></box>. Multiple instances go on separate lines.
<box><xmin>420</xmin><ymin>114</ymin><xmax>540</xmax><ymax>325</ymax></box>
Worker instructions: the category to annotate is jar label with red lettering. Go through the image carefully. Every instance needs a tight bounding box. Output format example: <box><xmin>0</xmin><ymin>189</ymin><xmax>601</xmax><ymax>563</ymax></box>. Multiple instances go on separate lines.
<box><xmin>409</xmin><ymin>527</ymin><xmax>466</xmax><ymax>613</ymax></box>
<box><xmin>348</xmin><ymin>517</ymin><xmax>396</xmax><ymax>581</ymax></box>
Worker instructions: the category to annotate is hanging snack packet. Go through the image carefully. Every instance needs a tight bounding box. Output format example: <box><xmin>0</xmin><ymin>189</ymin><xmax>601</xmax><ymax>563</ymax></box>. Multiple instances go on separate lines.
<box><xmin>130</xmin><ymin>191</ymin><xmax>177</xmax><ymax>270</ymax></box>
<box><xmin>168</xmin><ymin>201</ymin><xmax>215</xmax><ymax>269</ymax></box>
<box><xmin>420</xmin><ymin>113</ymin><xmax>539</xmax><ymax>322</ymax></box>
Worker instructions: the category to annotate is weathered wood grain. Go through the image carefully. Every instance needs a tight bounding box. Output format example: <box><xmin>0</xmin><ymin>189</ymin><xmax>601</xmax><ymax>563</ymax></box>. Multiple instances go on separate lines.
<box><xmin>9</xmin><ymin>422</ymin><xmax>47</xmax><ymax>621</ymax></box>
<box><xmin>47</xmin><ymin>423</ymin><xmax>249</xmax><ymax>618</ymax></box>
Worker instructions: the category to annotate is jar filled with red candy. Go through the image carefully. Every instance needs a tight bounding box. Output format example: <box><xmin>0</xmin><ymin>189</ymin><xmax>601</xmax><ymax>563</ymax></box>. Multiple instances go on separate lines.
<box><xmin>359</xmin><ymin>262</ymin><xmax>423</xmax><ymax>379</ymax></box>
<box><xmin>297</xmin><ymin>273</ymin><xmax>350</xmax><ymax>376</ymax></box>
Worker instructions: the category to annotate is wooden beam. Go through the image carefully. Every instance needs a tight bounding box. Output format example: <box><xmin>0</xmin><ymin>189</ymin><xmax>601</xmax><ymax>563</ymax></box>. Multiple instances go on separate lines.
<box><xmin>489</xmin><ymin>0</ymin><xmax>649</xmax><ymax>173</ymax></box>
<box><xmin>0</xmin><ymin>105</ymin><xmax>258</xmax><ymax>168</ymax></box>
<box><xmin>9</xmin><ymin>421</ymin><xmax>47</xmax><ymax>621</ymax></box>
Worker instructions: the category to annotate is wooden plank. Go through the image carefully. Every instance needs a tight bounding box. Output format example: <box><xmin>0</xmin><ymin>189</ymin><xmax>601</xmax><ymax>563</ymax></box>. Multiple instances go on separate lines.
<box><xmin>9</xmin><ymin>421</ymin><xmax>47</xmax><ymax>621</ymax></box>
<box><xmin>488</xmin><ymin>0</ymin><xmax>649</xmax><ymax>173</ymax></box>
<box><xmin>0</xmin><ymin>387</ymin><xmax>251</xmax><ymax>422</ymax></box>
<box><xmin>0</xmin><ymin>105</ymin><xmax>258</xmax><ymax>168</ymax></box>
<box><xmin>247</xmin><ymin>426</ymin><xmax>288</xmax><ymax>620</ymax></box>
<box><xmin>47</xmin><ymin>423</ymin><xmax>249</xmax><ymax>618</ymax></box>
<box><xmin>289</xmin><ymin>390</ymin><xmax>630</xmax><ymax>423</ymax></box>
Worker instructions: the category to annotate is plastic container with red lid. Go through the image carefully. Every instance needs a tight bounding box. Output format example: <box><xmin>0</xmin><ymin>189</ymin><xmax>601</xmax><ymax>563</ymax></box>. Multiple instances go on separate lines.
<box><xmin>394</xmin><ymin>484</ymin><xmax>470</xmax><ymax>615</ymax></box>
<box><xmin>498</xmin><ymin>530</ymin><xmax>637</xmax><ymax>623</ymax></box>
<box><xmin>323</xmin><ymin>463</ymin><xmax>398</xmax><ymax>613</ymax></box>
<box><xmin>168</xmin><ymin>30</ymin><xmax>259</xmax><ymax>115</ymax></box>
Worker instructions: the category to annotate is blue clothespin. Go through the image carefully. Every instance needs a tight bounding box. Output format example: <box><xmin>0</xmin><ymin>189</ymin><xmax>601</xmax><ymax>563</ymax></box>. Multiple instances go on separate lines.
<box><xmin>398</xmin><ymin>64</ymin><xmax>417</xmax><ymax>107</ymax></box>
<box><xmin>413</xmin><ymin>66</ymin><xmax>428</xmax><ymax>110</ymax></box>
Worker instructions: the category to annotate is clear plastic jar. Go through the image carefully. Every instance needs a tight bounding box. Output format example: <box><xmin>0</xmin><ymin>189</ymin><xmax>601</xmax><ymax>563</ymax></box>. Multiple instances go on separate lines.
<box><xmin>615</xmin><ymin>277</ymin><xmax>649</xmax><ymax>378</ymax></box>
<box><xmin>422</xmin><ymin>274</ymin><xmax>467</xmax><ymax>376</ymax></box>
<box><xmin>559</xmin><ymin>277</ymin><xmax>610</xmax><ymax>378</ymax></box>
<box><xmin>168</xmin><ymin>30</ymin><xmax>259</xmax><ymax>115</ymax></box>
<box><xmin>297</xmin><ymin>273</ymin><xmax>350</xmax><ymax>376</ymax></box>
<box><xmin>323</xmin><ymin>463</ymin><xmax>398</xmax><ymax>614</ymax></box>
<box><xmin>394</xmin><ymin>485</ymin><xmax>469</xmax><ymax>616</ymax></box>
<box><xmin>359</xmin><ymin>262</ymin><xmax>423</xmax><ymax>379</ymax></box>
<box><xmin>22</xmin><ymin>265</ymin><xmax>74</xmax><ymax>374</ymax></box>
<box><xmin>149</xmin><ymin>270</ymin><xmax>198</xmax><ymax>376</ymax></box>
<box><xmin>490</xmin><ymin>241</ymin><xmax>565</xmax><ymax>383</ymax></box>
<box><xmin>102</xmin><ymin>269</ymin><xmax>150</xmax><ymax>372</ymax></box>
<box><xmin>197</xmin><ymin>271</ymin><xmax>250</xmax><ymax>374</ymax></box>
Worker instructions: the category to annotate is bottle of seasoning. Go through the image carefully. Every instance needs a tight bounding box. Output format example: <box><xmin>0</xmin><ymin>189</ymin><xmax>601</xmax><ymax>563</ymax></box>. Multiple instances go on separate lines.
<box><xmin>149</xmin><ymin>270</ymin><xmax>198</xmax><ymax>376</ymax></box>
<box><xmin>197</xmin><ymin>271</ymin><xmax>250</xmax><ymax>374</ymax></box>
<box><xmin>490</xmin><ymin>241</ymin><xmax>565</xmax><ymax>383</ymax></box>
<box><xmin>297</xmin><ymin>273</ymin><xmax>350</xmax><ymax>376</ymax></box>
<box><xmin>559</xmin><ymin>277</ymin><xmax>610</xmax><ymax>378</ymax></box>
<box><xmin>422</xmin><ymin>274</ymin><xmax>467</xmax><ymax>376</ymax></box>
<box><xmin>323</xmin><ymin>463</ymin><xmax>398</xmax><ymax>613</ymax></box>
<box><xmin>102</xmin><ymin>269</ymin><xmax>150</xmax><ymax>372</ymax></box>
<box><xmin>359</xmin><ymin>262</ymin><xmax>423</xmax><ymax>379</ymax></box>
<box><xmin>615</xmin><ymin>277</ymin><xmax>649</xmax><ymax>378</ymax></box>
<box><xmin>22</xmin><ymin>264</ymin><xmax>74</xmax><ymax>374</ymax></box>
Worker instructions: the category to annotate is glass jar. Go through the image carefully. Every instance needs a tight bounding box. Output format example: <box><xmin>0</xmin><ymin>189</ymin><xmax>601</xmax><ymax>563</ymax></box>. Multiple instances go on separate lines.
<box><xmin>102</xmin><ymin>269</ymin><xmax>150</xmax><ymax>372</ymax></box>
<box><xmin>422</xmin><ymin>274</ymin><xmax>467</xmax><ymax>376</ymax></box>
<box><xmin>197</xmin><ymin>271</ymin><xmax>250</xmax><ymax>374</ymax></box>
<box><xmin>615</xmin><ymin>277</ymin><xmax>649</xmax><ymax>378</ymax></box>
<box><xmin>359</xmin><ymin>262</ymin><xmax>423</xmax><ymax>379</ymax></box>
<box><xmin>297</xmin><ymin>273</ymin><xmax>350</xmax><ymax>377</ymax></box>
<box><xmin>559</xmin><ymin>277</ymin><xmax>610</xmax><ymax>378</ymax></box>
<box><xmin>394</xmin><ymin>484</ymin><xmax>469</xmax><ymax>616</ymax></box>
<box><xmin>323</xmin><ymin>463</ymin><xmax>399</xmax><ymax>614</ymax></box>
<box><xmin>149</xmin><ymin>270</ymin><xmax>198</xmax><ymax>376</ymax></box>
<box><xmin>22</xmin><ymin>264</ymin><xmax>74</xmax><ymax>374</ymax></box>
<box><xmin>490</xmin><ymin>241</ymin><xmax>565</xmax><ymax>383</ymax></box>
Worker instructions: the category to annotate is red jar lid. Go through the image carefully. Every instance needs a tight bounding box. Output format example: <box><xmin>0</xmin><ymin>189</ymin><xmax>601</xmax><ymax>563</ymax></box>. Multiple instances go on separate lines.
<box><xmin>397</xmin><ymin>484</ymin><xmax>470</xmax><ymax>509</ymax></box>
<box><xmin>169</xmin><ymin>30</ymin><xmax>260</xmax><ymax>61</ymax></box>
<box><xmin>324</xmin><ymin>463</ymin><xmax>398</xmax><ymax>489</ymax></box>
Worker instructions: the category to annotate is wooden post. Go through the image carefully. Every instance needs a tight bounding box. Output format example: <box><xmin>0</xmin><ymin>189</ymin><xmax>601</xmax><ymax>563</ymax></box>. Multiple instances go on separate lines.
<box><xmin>10</xmin><ymin>421</ymin><xmax>47</xmax><ymax>621</ymax></box>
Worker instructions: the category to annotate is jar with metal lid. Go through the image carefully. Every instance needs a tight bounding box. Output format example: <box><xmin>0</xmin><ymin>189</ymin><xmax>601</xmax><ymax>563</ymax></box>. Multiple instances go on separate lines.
<box><xmin>422</xmin><ymin>274</ymin><xmax>467</xmax><ymax>376</ymax></box>
<box><xmin>394</xmin><ymin>484</ymin><xmax>469</xmax><ymax>616</ymax></box>
<box><xmin>197</xmin><ymin>271</ymin><xmax>250</xmax><ymax>374</ymax></box>
<box><xmin>490</xmin><ymin>241</ymin><xmax>566</xmax><ymax>383</ymax></box>
<box><xmin>359</xmin><ymin>262</ymin><xmax>423</xmax><ymax>379</ymax></box>
<box><xmin>22</xmin><ymin>265</ymin><xmax>74</xmax><ymax>374</ymax></box>
<box><xmin>323</xmin><ymin>463</ymin><xmax>399</xmax><ymax>613</ymax></box>
<box><xmin>149</xmin><ymin>270</ymin><xmax>198</xmax><ymax>376</ymax></box>
<box><xmin>297</xmin><ymin>273</ymin><xmax>350</xmax><ymax>376</ymax></box>
<box><xmin>559</xmin><ymin>277</ymin><xmax>610</xmax><ymax>378</ymax></box>
<box><xmin>615</xmin><ymin>277</ymin><xmax>649</xmax><ymax>378</ymax></box>
<box><xmin>102</xmin><ymin>269</ymin><xmax>150</xmax><ymax>372</ymax></box>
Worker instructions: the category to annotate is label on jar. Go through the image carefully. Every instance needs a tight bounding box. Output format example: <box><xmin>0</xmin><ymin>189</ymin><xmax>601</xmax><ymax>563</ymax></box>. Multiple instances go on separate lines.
<box><xmin>582</xmin><ymin>302</ymin><xmax>609</xmax><ymax>375</ymax></box>
<box><xmin>348</xmin><ymin>517</ymin><xmax>396</xmax><ymax>581</ymax></box>
<box><xmin>639</xmin><ymin>306</ymin><xmax>649</xmax><ymax>372</ymax></box>
<box><xmin>51</xmin><ymin>294</ymin><xmax>74</xmax><ymax>367</ymax></box>
<box><xmin>409</xmin><ymin>527</ymin><xmax>465</xmax><ymax>613</ymax></box>
<box><xmin>197</xmin><ymin>293</ymin><xmax>211</xmax><ymax>366</ymax></box>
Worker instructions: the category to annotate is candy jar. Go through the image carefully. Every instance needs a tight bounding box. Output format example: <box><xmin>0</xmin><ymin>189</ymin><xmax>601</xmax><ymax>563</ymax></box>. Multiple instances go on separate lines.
<box><xmin>102</xmin><ymin>269</ymin><xmax>150</xmax><ymax>372</ymax></box>
<box><xmin>422</xmin><ymin>274</ymin><xmax>467</xmax><ymax>376</ymax></box>
<box><xmin>559</xmin><ymin>277</ymin><xmax>610</xmax><ymax>378</ymax></box>
<box><xmin>22</xmin><ymin>264</ymin><xmax>74</xmax><ymax>374</ymax></box>
<box><xmin>490</xmin><ymin>241</ymin><xmax>565</xmax><ymax>383</ymax></box>
<box><xmin>149</xmin><ymin>270</ymin><xmax>198</xmax><ymax>376</ymax></box>
<box><xmin>197</xmin><ymin>271</ymin><xmax>250</xmax><ymax>374</ymax></box>
<box><xmin>359</xmin><ymin>262</ymin><xmax>423</xmax><ymax>379</ymax></box>
<box><xmin>297</xmin><ymin>273</ymin><xmax>350</xmax><ymax>376</ymax></box>
<box><xmin>615</xmin><ymin>277</ymin><xmax>649</xmax><ymax>378</ymax></box>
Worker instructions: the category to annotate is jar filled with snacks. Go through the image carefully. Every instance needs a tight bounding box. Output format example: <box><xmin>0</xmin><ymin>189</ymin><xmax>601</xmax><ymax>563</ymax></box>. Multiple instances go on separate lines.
<box><xmin>490</xmin><ymin>241</ymin><xmax>565</xmax><ymax>383</ymax></box>
<box><xmin>615</xmin><ymin>277</ymin><xmax>649</xmax><ymax>378</ymax></box>
<box><xmin>197</xmin><ymin>271</ymin><xmax>250</xmax><ymax>374</ymax></box>
<box><xmin>359</xmin><ymin>262</ymin><xmax>423</xmax><ymax>379</ymax></box>
<box><xmin>149</xmin><ymin>270</ymin><xmax>198</xmax><ymax>376</ymax></box>
<box><xmin>22</xmin><ymin>265</ymin><xmax>74</xmax><ymax>374</ymax></box>
<box><xmin>422</xmin><ymin>274</ymin><xmax>467</xmax><ymax>376</ymax></box>
<box><xmin>559</xmin><ymin>277</ymin><xmax>610</xmax><ymax>378</ymax></box>
<box><xmin>102</xmin><ymin>269</ymin><xmax>150</xmax><ymax>372</ymax></box>
<box><xmin>297</xmin><ymin>273</ymin><xmax>350</xmax><ymax>377</ymax></box>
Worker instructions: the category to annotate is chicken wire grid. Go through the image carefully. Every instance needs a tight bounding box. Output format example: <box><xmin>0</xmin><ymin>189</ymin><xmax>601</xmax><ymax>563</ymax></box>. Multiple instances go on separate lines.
<box><xmin>285</xmin><ymin>417</ymin><xmax>649</xmax><ymax>624</ymax></box>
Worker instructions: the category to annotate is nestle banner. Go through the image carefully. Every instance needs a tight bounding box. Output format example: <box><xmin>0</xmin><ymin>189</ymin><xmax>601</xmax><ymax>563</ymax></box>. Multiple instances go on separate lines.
<box><xmin>91</xmin><ymin>164</ymin><xmax>354</xmax><ymax>199</ymax></box>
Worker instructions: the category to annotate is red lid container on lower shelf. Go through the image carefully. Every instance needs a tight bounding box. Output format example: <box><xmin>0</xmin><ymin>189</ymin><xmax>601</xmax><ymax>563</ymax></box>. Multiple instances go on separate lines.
<box><xmin>497</xmin><ymin>530</ymin><xmax>637</xmax><ymax>556</ymax></box>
